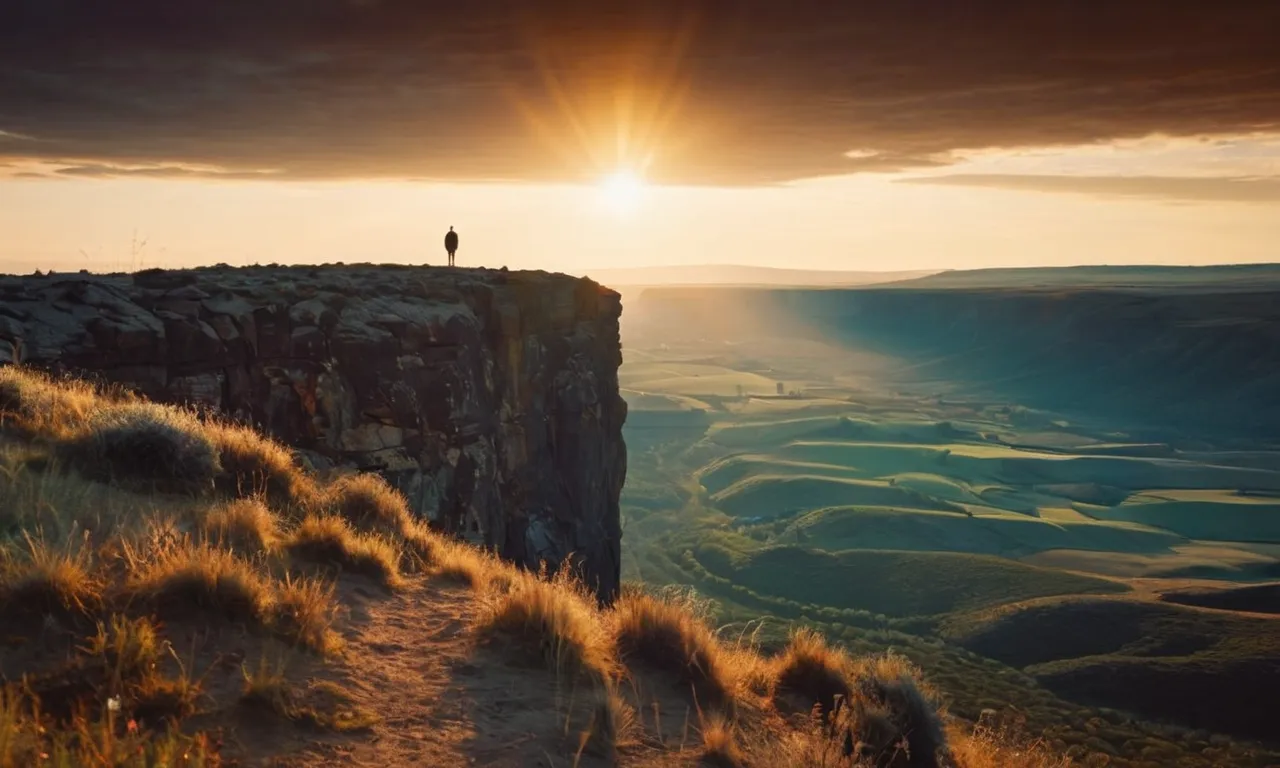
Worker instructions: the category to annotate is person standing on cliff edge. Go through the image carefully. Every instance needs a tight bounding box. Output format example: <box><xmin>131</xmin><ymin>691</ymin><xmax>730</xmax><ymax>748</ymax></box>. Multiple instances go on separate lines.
<box><xmin>444</xmin><ymin>226</ymin><xmax>459</xmax><ymax>267</ymax></box>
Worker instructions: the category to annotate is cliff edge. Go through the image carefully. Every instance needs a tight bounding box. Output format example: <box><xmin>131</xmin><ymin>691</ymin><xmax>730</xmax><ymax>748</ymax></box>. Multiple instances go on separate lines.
<box><xmin>0</xmin><ymin>264</ymin><xmax>627</xmax><ymax>601</ymax></box>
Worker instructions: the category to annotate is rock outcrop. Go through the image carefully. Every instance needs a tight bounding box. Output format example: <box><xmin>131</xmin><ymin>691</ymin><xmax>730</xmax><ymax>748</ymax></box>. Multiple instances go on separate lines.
<box><xmin>0</xmin><ymin>264</ymin><xmax>627</xmax><ymax>600</ymax></box>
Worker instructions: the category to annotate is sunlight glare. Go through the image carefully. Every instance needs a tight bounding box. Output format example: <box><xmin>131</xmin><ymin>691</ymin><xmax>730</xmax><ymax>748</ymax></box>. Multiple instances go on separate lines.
<box><xmin>597</xmin><ymin>170</ymin><xmax>647</xmax><ymax>215</ymax></box>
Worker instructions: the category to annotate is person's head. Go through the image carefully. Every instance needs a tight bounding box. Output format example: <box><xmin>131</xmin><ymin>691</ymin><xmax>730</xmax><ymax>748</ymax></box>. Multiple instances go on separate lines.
<box><xmin>449</xmin><ymin>226</ymin><xmax>453</xmax><ymax>231</ymax></box>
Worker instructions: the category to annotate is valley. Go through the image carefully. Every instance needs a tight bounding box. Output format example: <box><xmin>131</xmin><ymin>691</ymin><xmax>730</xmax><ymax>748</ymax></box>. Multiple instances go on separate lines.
<box><xmin>616</xmin><ymin>268</ymin><xmax>1280</xmax><ymax>768</ymax></box>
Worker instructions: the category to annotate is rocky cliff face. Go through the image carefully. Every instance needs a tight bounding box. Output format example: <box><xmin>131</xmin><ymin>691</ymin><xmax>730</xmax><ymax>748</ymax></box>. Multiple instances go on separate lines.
<box><xmin>0</xmin><ymin>264</ymin><xmax>627</xmax><ymax>600</ymax></box>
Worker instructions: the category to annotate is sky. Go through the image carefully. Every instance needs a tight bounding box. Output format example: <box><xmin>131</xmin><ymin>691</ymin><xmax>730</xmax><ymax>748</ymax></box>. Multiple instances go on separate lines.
<box><xmin>2</xmin><ymin>1</ymin><xmax>1279</xmax><ymax>276</ymax></box>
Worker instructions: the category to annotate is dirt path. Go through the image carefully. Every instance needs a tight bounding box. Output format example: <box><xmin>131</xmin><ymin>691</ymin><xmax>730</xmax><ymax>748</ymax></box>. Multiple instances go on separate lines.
<box><xmin>268</xmin><ymin>577</ymin><xmax>626</xmax><ymax>768</ymax></box>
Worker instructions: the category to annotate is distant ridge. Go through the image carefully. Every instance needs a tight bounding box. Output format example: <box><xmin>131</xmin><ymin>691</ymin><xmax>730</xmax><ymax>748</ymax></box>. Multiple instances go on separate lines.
<box><xmin>883</xmin><ymin>263</ymin><xmax>1280</xmax><ymax>291</ymax></box>
<box><xmin>586</xmin><ymin>263</ymin><xmax>936</xmax><ymax>287</ymax></box>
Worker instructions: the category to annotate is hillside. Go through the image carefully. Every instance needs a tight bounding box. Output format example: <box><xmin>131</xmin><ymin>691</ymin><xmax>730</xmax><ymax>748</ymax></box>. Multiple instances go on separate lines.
<box><xmin>628</xmin><ymin>283</ymin><xmax>1280</xmax><ymax>437</ymax></box>
<box><xmin>0</xmin><ymin>366</ymin><xmax>1063</xmax><ymax>768</ymax></box>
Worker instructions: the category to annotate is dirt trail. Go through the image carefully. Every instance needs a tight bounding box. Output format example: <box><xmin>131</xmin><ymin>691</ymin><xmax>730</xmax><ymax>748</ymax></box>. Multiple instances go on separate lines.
<box><xmin>266</xmin><ymin>578</ymin><xmax>625</xmax><ymax>768</ymax></box>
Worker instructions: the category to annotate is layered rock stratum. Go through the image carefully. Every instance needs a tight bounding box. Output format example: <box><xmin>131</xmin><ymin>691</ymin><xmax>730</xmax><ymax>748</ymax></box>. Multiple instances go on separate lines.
<box><xmin>0</xmin><ymin>264</ymin><xmax>627</xmax><ymax>600</ymax></box>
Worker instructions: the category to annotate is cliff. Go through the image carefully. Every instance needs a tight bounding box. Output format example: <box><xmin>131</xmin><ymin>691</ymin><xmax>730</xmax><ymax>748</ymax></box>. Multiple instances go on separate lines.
<box><xmin>0</xmin><ymin>264</ymin><xmax>627</xmax><ymax>600</ymax></box>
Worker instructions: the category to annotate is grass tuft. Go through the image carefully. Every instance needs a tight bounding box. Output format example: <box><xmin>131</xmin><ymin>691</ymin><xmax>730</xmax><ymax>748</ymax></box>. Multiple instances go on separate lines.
<box><xmin>240</xmin><ymin>656</ymin><xmax>377</xmax><ymax>732</ymax></box>
<box><xmin>207</xmin><ymin>421</ymin><xmax>320</xmax><ymax>511</ymax></box>
<box><xmin>324</xmin><ymin>472</ymin><xmax>412</xmax><ymax>535</ymax></box>
<box><xmin>0</xmin><ymin>366</ymin><xmax>99</xmax><ymax>440</ymax></box>
<box><xmin>272</xmin><ymin>574</ymin><xmax>341</xmax><ymax>654</ymax></box>
<box><xmin>124</xmin><ymin>543</ymin><xmax>274</xmax><ymax>626</ymax></box>
<box><xmin>843</xmin><ymin>652</ymin><xmax>950</xmax><ymax>768</ymax></box>
<box><xmin>60</xmin><ymin>402</ymin><xmax>220</xmax><ymax>496</ymax></box>
<box><xmin>613</xmin><ymin>591</ymin><xmax>733</xmax><ymax>710</ymax></box>
<box><xmin>201</xmin><ymin>498</ymin><xmax>278</xmax><ymax>554</ymax></box>
<box><xmin>0</xmin><ymin>535</ymin><xmax>100</xmax><ymax>622</ymax></box>
<box><xmin>699</xmin><ymin>712</ymin><xmax>744</xmax><ymax>767</ymax></box>
<box><xmin>474</xmin><ymin>566</ymin><xmax>612</xmax><ymax>684</ymax></box>
<box><xmin>283</xmin><ymin>515</ymin><xmax>402</xmax><ymax>589</ymax></box>
<box><xmin>772</xmin><ymin>626</ymin><xmax>853</xmax><ymax>717</ymax></box>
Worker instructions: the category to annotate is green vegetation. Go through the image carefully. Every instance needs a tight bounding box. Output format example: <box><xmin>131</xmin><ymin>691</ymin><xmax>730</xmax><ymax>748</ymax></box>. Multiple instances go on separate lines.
<box><xmin>616</xmin><ymin>329</ymin><xmax>1280</xmax><ymax>768</ymax></box>
<box><xmin>692</xmin><ymin>543</ymin><xmax>1128</xmax><ymax>618</ymax></box>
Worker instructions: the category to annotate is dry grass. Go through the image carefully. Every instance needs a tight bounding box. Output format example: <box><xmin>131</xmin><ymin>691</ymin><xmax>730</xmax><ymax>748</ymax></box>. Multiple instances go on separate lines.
<box><xmin>474</xmin><ymin>566</ymin><xmax>613</xmax><ymax>684</ymax></box>
<box><xmin>206</xmin><ymin>421</ymin><xmax>320</xmax><ymax>512</ymax></box>
<box><xmin>123</xmin><ymin>543</ymin><xmax>275</xmax><ymax>626</ymax></box>
<box><xmin>324</xmin><ymin>472</ymin><xmax>411</xmax><ymax>535</ymax></box>
<box><xmin>0</xmin><ymin>535</ymin><xmax>101</xmax><ymax>622</ymax></box>
<box><xmin>272</xmin><ymin>574</ymin><xmax>341</xmax><ymax>654</ymax></box>
<box><xmin>60</xmin><ymin>402</ymin><xmax>220</xmax><ymax>496</ymax></box>
<box><xmin>432</xmin><ymin>537</ymin><xmax>500</xmax><ymax>589</ymax></box>
<box><xmin>0</xmin><ymin>682</ymin><xmax>219</xmax><ymax>768</ymax></box>
<box><xmin>699</xmin><ymin>712</ymin><xmax>744</xmax><ymax>767</ymax></box>
<box><xmin>948</xmin><ymin>723</ymin><xmax>1073</xmax><ymax>768</ymax></box>
<box><xmin>772</xmin><ymin>627</ymin><xmax>853</xmax><ymax>716</ymax></box>
<box><xmin>283</xmin><ymin>515</ymin><xmax>402</xmax><ymax>589</ymax></box>
<box><xmin>201</xmin><ymin>498</ymin><xmax>278</xmax><ymax>553</ymax></box>
<box><xmin>840</xmin><ymin>653</ymin><xmax>950</xmax><ymax>768</ymax></box>
<box><xmin>240</xmin><ymin>655</ymin><xmax>378</xmax><ymax>733</ymax></box>
<box><xmin>612</xmin><ymin>590</ymin><xmax>734</xmax><ymax>710</ymax></box>
<box><xmin>82</xmin><ymin>615</ymin><xmax>165</xmax><ymax>680</ymax></box>
<box><xmin>0</xmin><ymin>366</ymin><xmax>99</xmax><ymax>440</ymax></box>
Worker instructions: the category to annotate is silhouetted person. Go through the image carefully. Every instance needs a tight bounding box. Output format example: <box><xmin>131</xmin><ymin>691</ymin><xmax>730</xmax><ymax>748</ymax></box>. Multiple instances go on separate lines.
<box><xmin>444</xmin><ymin>226</ymin><xmax>459</xmax><ymax>267</ymax></box>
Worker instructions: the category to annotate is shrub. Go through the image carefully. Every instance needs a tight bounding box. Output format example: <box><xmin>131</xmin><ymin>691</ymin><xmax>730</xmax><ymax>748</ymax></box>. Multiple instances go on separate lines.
<box><xmin>283</xmin><ymin>516</ymin><xmax>401</xmax><ymax>589</ymax></box>
<box><xmin>842</xmin><ymin>653</ymin><xmax>950</xmax><ymax>768</ymax></box>
<box><xmin>207</xmin><ymin>421</ymin><xmax>319</xmax><ymax>511</ymax></box>
<box><xmin>202</xmin><ymin>498</ymin><xmax>279</xmax><ymax>553</ymax></box>
<box><xmin>773</xmin><ymin>627</ymin><xmax>853</xmax><ymax>716</ymax></box>
<box><xmin>474</xmin><ymin>567</ymin><xmax>612</xmax><ymax>684</ymax></box>
<box><xmin>124</xmin><ymin>543</ymin><xmax>274</xmax><ymax>626</ymax></box>
<box><xmin>325</xmin><ymin>472</ymin><xmax>411</xmax><ymax>535</ymax></box>
<box><xmin>613</xmin><ymin>591</ymin><xmax>733</xmax><ymax>710</ymax></box>
<box><xmin>61</xmin><ymin>402</ymin><xmax>220</xmax><ymax>495</ymax></box>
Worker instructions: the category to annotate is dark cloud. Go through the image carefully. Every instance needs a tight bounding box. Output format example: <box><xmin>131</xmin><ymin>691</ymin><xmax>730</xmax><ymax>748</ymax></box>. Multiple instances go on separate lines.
<box><xmin>1</xmin><ymin>1</ymin><xmax>1279</xmax><ymax>185</ymax></box>
<box><xmin>897</xmin><ymin>174</ymin><xmax>1280</xmax><ymax>203</ymax></box>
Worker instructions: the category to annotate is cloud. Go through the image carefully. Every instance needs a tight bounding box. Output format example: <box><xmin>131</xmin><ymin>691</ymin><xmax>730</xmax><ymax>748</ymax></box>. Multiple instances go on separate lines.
<box><xmin>1</xmin><ymin>1</ymin><xmax>1279</xmax><ymax>185</ymax></box>
<box><xmin>897</xmin><ymin>174</ymin><xmax>1280</xmax><ymax>203</ymax></box>
<box><xmin>51</xmin><ymin>163</ymin><xmax>285</xmax><ymax>180</ymax></box>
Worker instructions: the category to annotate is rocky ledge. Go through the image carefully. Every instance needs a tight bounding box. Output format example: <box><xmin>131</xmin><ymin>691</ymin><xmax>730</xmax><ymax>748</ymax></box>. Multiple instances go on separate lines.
<box><xmin>0</xmin><ymin>264</ymin><xmax>627</xmax><ymax>601</ymax></box>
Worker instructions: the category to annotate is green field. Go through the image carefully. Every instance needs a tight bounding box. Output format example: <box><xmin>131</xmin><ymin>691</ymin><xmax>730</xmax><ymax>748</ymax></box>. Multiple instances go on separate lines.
<box><xmin>615</xmin><ymin>310</ymin><xmax>1280</xmax><ymax>767</ymax></box>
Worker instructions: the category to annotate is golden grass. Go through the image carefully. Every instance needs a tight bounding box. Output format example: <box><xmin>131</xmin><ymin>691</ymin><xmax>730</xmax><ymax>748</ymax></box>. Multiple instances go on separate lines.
<box><xmin>432</xmin><ymin>537</ymin><xmax>501</xmax><ymax>589</ymax></box>
<box><xmin>82</xmin><ymin>615</ymin><xmax>165</xmax><ymax>680</ymax></box>
<box><xmin>283</xmin><ymin>515</ymin><xmax>402</xmax><ymax>589</ymax></box>
<box><xmin>841</xmin><ymin>652</ymin><xmax>950</xmax><ymax>768</ymax></box>
<box><xmin>206</xmin><ymin>421</ymin><xmax>320</xmax><ymax>512</ymax></box>
<box><xmin>0</xmin><ymin>535</ymin><xmax>101</xmax><ymax>622</ymax></box>
<box><xmin>60</xmin><ymin>402</ymin><xmax>220</xmax><ymax>496</ymax></box>
<box><xmin>699</xmin><ymin>713</ymin><xmax>744</xmax><ymax>767</ymax></box>
<box><xmin>948</xmin><ymin>723</ymin><xmax>1073</xmax><ymax>768</ymax></box>
<box><xmin>201</xmin><ymin>498</ymin><xmax>278</xmax><ymax>554</ymax></box>
<box><xmin>272</xmin><ymin>574</ymin><xmax>341</xmax><ymax>654</ymax></box>
<box><xmin>0</xmin><ymin>366</ymin><xmax>100</xmax><ymax>440</ymax></box>
<box><xmin>772</xmin><ymin>626</ymin><xmax>853</xmax><ymax>716</ymax></box>
<box><xmin>0</xmin><ymin>682</ymin><xmax>219</xmax><ymax>768</ymax></box>
<box><xmin>324</xmin><ymin>472</ymin><xmax>411</xmax><ymax>535</ymax></box>
<box><xmin>474</xmin><ymin>566</ymin><xmax>613</xmax><ymax>684</ymax></box>
<box><xmin>239</xmin><ymin>655</ymin><xmax>378</xmax><ymax>733</ymax></box>
<box><xmin>123</xmin><ymin>543</ymin><xmax>275</xmax><ymax>626</ymax></box>
<box><xmin>612</xmin><ymin>590</ymin><xmax>734</xmax><ymax>710</ymax></box>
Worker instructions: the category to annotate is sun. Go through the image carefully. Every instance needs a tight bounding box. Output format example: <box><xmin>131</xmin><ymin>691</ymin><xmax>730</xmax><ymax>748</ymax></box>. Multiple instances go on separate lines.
<box><xmin>596</xmin><ymin>170</ymin><xmax>647</xmax><ymax>214</ymax></box>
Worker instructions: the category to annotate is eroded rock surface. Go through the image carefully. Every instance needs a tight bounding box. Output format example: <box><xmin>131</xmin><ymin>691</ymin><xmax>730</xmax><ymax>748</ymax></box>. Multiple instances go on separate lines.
<box><xmin>0</xmin><ymin>264</ymin><xmax>627</xmax><ymax>600</ymax></box>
